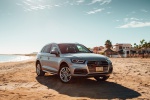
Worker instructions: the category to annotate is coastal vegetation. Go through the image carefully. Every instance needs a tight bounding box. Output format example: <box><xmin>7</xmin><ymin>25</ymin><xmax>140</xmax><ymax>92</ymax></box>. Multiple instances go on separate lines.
<box><xmin>105</xmin><ymin>40</ymin><xmax>112</xmax><ymax>49</ymax></box>
<box><xmin>134</xmin><ymin>39</ymin><xmax>150</xmax><ymax>50</ymax></box>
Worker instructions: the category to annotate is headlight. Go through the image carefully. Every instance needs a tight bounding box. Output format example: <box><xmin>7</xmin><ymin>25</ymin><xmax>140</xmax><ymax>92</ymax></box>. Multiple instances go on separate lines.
<box><xmin>106</xmin><ymin>57</ymin><xmax>110</xmax><ymax>61</ymax></box>
<box><xmin>71</xmin><ymin>59</ymin><xmax>85</xmax><ymax>64</ymax></box>
<box><xmin>106</xmin><ymin>57</ymin><xmax>112</xmax><ymax>65</ymax></box>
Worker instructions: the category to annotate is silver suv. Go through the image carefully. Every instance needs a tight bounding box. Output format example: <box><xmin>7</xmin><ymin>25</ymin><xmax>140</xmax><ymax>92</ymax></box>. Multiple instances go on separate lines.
<box><xmin>36</xmin><ymin>43</ymin><xmax>113</xmax><ymax>83</ymax></box>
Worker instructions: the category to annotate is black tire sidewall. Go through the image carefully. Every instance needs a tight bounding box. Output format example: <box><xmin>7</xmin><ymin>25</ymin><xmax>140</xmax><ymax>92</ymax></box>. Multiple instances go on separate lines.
<box><xmin>36</xmin><ymin>62</ymin><xmax>45</xmax><ymax>76</ymax></box>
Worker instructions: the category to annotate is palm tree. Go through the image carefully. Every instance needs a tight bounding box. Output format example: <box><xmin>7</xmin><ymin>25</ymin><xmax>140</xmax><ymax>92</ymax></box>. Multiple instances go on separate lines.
<box><xmin>134</xmin><ymin>43</ymin><xmax>136</xmax><ymax>47</ymax></box>
<box><xmin>134</xmin><ymin>43</ymin><xmax>139</xmax><ymax>50</ymax></box>
<box><xmin>148</xmin><ymin>42</ymin><xmax>150</xmax><ymax>48</ymax></box>
<box><xmin>143</xmin><ymin>42</ymin><xmax>148</xmax><ymax>48</ymax></box>
<box><xmin>134</xmin><ymin>43</ymin><xmax>138</xmax><ymax>49</ymax></box>
<box><xmin>140</xmin><ymin>39</ymin><xmax>145</xmax><ymax>48</ymax></box>
<box><xmin>133</xmin><ymin>40</ymin><xmax>150</xmax><ymax>57</ymax></box>
<box><xmin>105</xmin><ymin>40</ymin><xmax>112</xmax><ymax>49</ymax></box>
<box><xmin>140</xmin><ymin>39</ymin><xmax>146</xmax><ymax>57</ymax></box>
<box><xmin>104</xmin><ymin>40</ymin><xmax>113</xmax><ymax>56</ymax></box>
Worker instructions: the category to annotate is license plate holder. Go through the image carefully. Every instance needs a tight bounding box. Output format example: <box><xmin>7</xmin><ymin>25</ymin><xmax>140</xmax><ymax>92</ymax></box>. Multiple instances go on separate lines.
<box><xmin>96</xmin><ymin>67</ymin><xmax>103</xmax><ymax>72</ymax></box>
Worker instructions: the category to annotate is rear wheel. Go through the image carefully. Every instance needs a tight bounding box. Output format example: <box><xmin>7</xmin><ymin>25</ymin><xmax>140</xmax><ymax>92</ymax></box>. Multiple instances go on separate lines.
<box><xmin>59</xmin><ymin>65</ymin><xmax>72</xmax><ymax>83</ymax></box>
<box><xmin>94</xmin><ymin>76</ymin><xmax>109</xmax><ymax>81</ymax></box>
<box><xmin>36</xmin><ymin>63</ymin><xmax>45</xmax><ymax>76</ymax></box>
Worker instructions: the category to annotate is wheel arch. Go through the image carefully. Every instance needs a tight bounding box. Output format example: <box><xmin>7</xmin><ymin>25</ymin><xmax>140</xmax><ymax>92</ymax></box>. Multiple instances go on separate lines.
<box><xmin>59</xmin><ymin>61</ymin><xmax>69</xmax><ymax>69</ymax></box>
<box><xmin>36</xmin><ymin>60</ymin><xmax>41</xmax><ymax>66</ymax></box>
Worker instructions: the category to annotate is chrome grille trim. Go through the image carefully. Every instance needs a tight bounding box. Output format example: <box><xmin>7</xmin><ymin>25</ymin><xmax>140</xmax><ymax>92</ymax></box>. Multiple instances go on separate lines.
<box><xmin>87</xmin><ymin>60</ymin><xmax>109</xmax><ymax>73</ymax></box>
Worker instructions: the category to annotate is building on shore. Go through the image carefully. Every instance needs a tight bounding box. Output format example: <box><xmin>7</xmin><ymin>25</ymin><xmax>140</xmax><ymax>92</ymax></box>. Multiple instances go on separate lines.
<box><xmin>93</xmin><ymin>46</ymin><xmax>105</xmax><ymax>54</ymax></box>
<box><xmin>113</xmin><ymin>43</ymin><xmax>133</xmax><ymax>57</ymax></box>
<box><xmin>113</xmin><ymin>43</ymin><xmax>150</xmax><ymax>57</ymax></box>
<box><xmin>92</xmin><ymin>43</ymin><xmax>150</xmax><ymax>58</ymax></box>
<box><xmin>93</xmin><ymin>46</ymin><xmax>117</xmax><ymax>57</ymax></box>
<box><xmin>113</xmin><ymin>43</ymin><xmax>132</xmax><ymax>51</ymax></box>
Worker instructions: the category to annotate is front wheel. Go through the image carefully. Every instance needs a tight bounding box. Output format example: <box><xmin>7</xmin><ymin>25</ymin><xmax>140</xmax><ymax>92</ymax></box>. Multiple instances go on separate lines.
<box><xmin>59</xmin><ymin>65</ymin><xmax>72</xmax><ymax>83</ymax></box>
<box><xmin>94</xmin><ymin>76</ymin><xmax>110</xmax><ymax>81</ymax></box>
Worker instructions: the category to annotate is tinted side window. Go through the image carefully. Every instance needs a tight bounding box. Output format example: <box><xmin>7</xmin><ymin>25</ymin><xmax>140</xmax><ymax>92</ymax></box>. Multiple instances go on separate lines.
<box><xmin>51</xmin><ymin>44</ymin><xmax>59</xmax><ymax>53</ymax></box>
<box><xmin>43</xmin><ymin>44</ymin><xmax>52</xmax><ymax>53</ymax></box>
<box><xmin>77</xmin><ymin>45</ymin><xmax>87</xmax><ymax>52</ymax></box>
<box><xmin>41</xmin><ymin>46</ymin><xmax>46</xmax><ymax>53</ymax></box>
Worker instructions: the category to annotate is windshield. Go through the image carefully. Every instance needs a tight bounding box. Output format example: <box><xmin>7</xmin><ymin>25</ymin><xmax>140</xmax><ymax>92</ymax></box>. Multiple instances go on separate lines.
<box><xmin>58</xmin><ymin>44</ymin><xmax>91</xmax><ymax>54</ymax></box>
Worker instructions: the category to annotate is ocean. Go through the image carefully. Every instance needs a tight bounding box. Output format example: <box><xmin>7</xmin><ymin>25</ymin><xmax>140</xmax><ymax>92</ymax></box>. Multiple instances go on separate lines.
<box><xmin>0</xmin><ymin>54</ymin><xmax>33</xmax><ymax>63</ymax></box>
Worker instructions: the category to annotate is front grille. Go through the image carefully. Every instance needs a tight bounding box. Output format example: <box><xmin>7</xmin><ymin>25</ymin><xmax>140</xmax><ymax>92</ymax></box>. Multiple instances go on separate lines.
<box><xmin>87</xmin><ymin>61</ymin><xmax>109</xmax><ymax>72</ymax></box>
<box><xmin>87</xmin><ymin>61</ymin><xmax>108</xmax><ymax>67</ymax></box>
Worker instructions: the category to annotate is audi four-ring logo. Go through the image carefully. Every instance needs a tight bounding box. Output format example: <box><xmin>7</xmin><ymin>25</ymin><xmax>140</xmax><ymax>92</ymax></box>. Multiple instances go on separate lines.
<box><xmin>95</xmin><ymin>61</ymin><xmax>101</xmax><ymax>65</ymax></box>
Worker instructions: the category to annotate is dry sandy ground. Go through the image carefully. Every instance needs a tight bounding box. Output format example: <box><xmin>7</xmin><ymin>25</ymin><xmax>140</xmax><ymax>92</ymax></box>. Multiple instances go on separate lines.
<box><xmin>0</xmin><ymin>58</ymin><xmax>150</xmax><ymax>100</ymax></box>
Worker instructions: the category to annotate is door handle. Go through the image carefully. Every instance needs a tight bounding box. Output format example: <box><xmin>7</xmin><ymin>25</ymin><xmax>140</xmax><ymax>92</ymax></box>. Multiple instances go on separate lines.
<box><xmin>48</xmin><ymin>57</ymin><xmax>50</xmax><ymax>60</ymax></box>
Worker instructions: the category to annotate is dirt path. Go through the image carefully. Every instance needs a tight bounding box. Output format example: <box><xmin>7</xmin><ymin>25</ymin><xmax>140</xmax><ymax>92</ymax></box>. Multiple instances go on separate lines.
<box><xmin>0</xmin><ymin>58</ymin><xmax>150</xmax><ymax>100</ymax></box>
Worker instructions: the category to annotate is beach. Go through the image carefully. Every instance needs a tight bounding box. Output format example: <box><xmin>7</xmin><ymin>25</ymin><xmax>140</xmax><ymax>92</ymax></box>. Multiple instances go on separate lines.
<box><xmin>0</xmin><ymin>54</ymin><xmax>35</xmax><ymax>63</ymax></box>
<box><xmin>0</xmin><ymin>58</ymin><xmax>150</xmax><ymax>100</ymax></box>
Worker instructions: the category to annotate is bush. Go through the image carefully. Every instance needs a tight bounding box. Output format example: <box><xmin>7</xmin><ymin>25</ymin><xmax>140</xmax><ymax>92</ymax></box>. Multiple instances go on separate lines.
<box><xmin>99</xmin><ymin>52</ymin><xmax>105</xmax><ymax>55</ymax></box>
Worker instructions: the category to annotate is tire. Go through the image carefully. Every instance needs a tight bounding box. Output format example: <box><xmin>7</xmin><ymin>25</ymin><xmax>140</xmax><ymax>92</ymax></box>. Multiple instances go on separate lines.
<box><xmin>94</xmin><ymin>76</ymin><xmax>110</xmax><ymax>81</ymax></box>
<box><xmin>59</xmin><ymin>65</ymin><xmax>72</xmax><ymax>83</ymax></box>
<box><xmin>36</xmin><ymin>63</ymin><xmax>45</xmax><ymax>76</ymax></box>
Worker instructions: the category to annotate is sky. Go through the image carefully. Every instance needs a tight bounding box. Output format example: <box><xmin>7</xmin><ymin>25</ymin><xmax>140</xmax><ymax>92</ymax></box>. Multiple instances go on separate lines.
<box><xmin>0</xmin><ymin>0</ymin><xmax>150</xmax><ymax>54</ymax></box>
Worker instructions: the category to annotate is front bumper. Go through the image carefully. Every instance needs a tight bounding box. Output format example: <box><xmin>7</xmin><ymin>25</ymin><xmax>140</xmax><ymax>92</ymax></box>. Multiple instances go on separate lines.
<box><xmin>69</xmin><ymin>63</ymin><xmax>113</xmax><ymax>77</ymax></box>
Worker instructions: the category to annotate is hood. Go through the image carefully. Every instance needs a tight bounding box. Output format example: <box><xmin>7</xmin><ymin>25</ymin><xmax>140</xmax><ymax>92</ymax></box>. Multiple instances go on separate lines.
<box><xmin>60</xmin><ymin>53</ymin><xmax>107</xmax><ymax>61</ymax></box>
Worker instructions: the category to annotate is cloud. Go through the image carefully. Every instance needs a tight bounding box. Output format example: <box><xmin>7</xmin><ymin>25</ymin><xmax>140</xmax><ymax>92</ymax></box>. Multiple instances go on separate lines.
<box><xmin>115</xmin><ymin>20</ymin><xmax>120</xmax><ymax>22</ymax></box>
<box><xmin>23</xmin><ymin>1</ymin><xmax>31</xmax><ymax>5</ymax></box>
<box><xmin>24</xmin><ymin>7</ymin><xmax>32</xmax><ymax>12</ymax></box>
<box><xmin>54</xmin><ymin>5</ymin><xmax>60</xmax><ymax>7</ymax></box>
<box><xmin>26</xmin><ymin>0</ymin><xmax>32</xmax><ymax>2</ymax></box>
<box><xmin>141</xmin><ymin>9</ymin><xmax>148</xmax><ymax>13</ymax></box>
<box><xmin>117</xmin><ymin>21</ymin><xmax>150</xmax><ymax>28</ymax></box>
<box><xmin>124</xmin><ymin>17</ymin><xmax>141</xmax><ymax>22</ymax></box>
<box><xmin>86</xmin><ymin>8</ymin><xmax>104</xmax><ymax>14</ymax></box>
<box><xmin>130</xmin><ymin>17</ymin><xmax>140</xmax><ymax>21</ymax></box>
<box><xmin>88</xmin><ymin>0</ymin><xmax>112</xmax><ymax>5</ymax></box>
<box><xmin>17</xmin><ymin>0</ymin><xmax>56</xmax><ymax>11</ymax></box>
<box><xmin>17</xmin><ymin>0</ymin><xmax>110</xmax><ymax>12</ymax></box>
<box><xmin>124</xmin><ymin>18</ymin><xmax>129</xmax><ymax>22</ymax></box>
<box><xmin>76</xmin><ymin>0</ymin><xmax>85</xmax><ymax>3</ymax></box>
<box><xmin>23</xmin><ymin>4</ymin><xmax>52</xmax><ymax>11</ymax></box>
<box><xmin>106</xmin><ymin>12</ymin><xmax>111</xmax><ymax>14</ymax></box>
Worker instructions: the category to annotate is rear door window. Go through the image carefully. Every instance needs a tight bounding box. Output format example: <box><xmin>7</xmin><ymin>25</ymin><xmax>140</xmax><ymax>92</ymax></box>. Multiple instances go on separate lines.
<box><xmin>42</xmin><ymin>44</ymin><xmax>52</xmax><ymax>53</ymax></box>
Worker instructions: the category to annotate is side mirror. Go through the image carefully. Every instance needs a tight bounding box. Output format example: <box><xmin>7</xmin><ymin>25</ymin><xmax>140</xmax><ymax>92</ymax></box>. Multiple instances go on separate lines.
<box><xmin>90</xmin><ymin>50</ymin><xmax>93</xmax><ymax>53</ymax></box>
<box><xmin>51</xmin><ymin>48</ymin><xmax>59</xmax><ymax>56</ymax></box>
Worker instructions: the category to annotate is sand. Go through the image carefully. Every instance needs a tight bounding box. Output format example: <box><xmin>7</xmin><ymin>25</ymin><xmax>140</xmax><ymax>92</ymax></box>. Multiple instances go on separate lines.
<box><xmin>0</xmin><ymin>58</ymin><xmax>150</xmax><ymax>100</ymax></box>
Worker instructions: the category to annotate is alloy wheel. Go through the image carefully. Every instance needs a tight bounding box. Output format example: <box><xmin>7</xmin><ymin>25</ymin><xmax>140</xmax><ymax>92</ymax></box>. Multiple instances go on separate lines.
<box><xmin>59</xmin><ymin>67</ymin><xmax>71</xmax><ymax>83</ymax></box>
